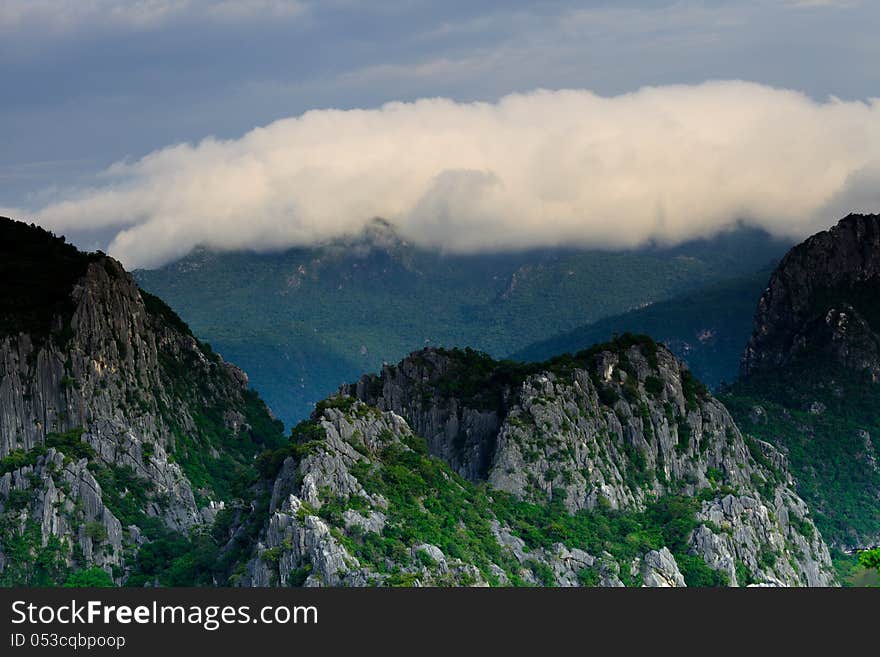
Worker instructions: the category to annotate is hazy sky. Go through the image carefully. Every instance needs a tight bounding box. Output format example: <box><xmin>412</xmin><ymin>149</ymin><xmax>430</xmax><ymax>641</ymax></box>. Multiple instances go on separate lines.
<box><xmin>2</xmin><ymin>1</ymin><xmax>879</xmax><ymax>265</ymax></box>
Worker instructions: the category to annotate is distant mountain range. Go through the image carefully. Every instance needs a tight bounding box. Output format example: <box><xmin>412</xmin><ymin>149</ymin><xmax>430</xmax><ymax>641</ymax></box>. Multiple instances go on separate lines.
<box><xmin>135</xmin><ymin>219</ymin><xmax>791</xmax><ymax>427</ymax></box>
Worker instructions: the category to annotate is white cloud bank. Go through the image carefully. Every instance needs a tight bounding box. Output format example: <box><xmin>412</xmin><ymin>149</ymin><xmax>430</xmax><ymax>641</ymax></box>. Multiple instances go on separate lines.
<box><xmin>25</xmin><ymin>81</ymin><xmax>880</xmax><ymax>268</ymax></box>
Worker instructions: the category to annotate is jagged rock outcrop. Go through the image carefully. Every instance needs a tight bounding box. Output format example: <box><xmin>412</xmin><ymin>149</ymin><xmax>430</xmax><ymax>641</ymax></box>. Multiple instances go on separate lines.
<box><xmin>245</xmin><ymin>338</ymin><xmax>836</xmax><ymax>586</ymax></box>
<box><xmin>690</xmin><ymin>486</ymin><xmax>831</xmax><ymax>587</ymax></box>
<box><xmin>641</xmin><ymin>548</ymin><xmax>686</xmax><ymax>587</ymax></box>
<box><xmin>240</xmin><ymin>405</ymin><xmax>492</xmax><ymax>587</ymax></box>
<box><xmin>0</xmin><ymin>217</ymin><xmax>283</xmax><ymax>585</ymax></box>
<box><xmin>0</xmin><ymin>448</ymin><xmax>128</xmax><ymax>579</ymax></box>
<box><xmin>484</xmin><ymin>346</ymin><xmax>759</xmax><ymax>513</ymax></box>
<box><xmin>742</xmin><ymin>213</ymin><xmax>880</xmax><ymax>378</ymax></box>
<box><xmin>342</xmin><ymin>349</ymin><xmax>503</xmax><ymax>480</ymax></box>
<box><xmin>1</xmin><ymin>258</ymin><xmax>216</xmax><ymax>525</ymax></box>
<box><xmin>729</xmin><ymin>213</ymin><xmax>880</xmax><ymax>550</ymax></box>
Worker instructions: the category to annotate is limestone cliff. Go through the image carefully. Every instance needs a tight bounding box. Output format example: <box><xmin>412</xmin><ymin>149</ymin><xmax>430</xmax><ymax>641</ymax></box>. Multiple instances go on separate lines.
<box><xmin>0</xmin><ymin>217</ymin><xmax>284</xmax><ymax>585</ymax></box>
<box><xmin>244</xmin><ymin>338</ymin><xmax>835</xmax><ymax>586</ymax></box>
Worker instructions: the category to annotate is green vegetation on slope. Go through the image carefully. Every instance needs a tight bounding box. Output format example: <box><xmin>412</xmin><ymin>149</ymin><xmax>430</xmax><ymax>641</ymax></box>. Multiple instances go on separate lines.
<box><xmin>0</xmin><ymin>519</ymin><xmax>69</xmax><ymax>586</ymax></box>
<box><xmin>348</xmin><ymin>437</ymin><xmax>723</xmax><ymax>586</ymax></box>
<box><xmin>512</xmin><ymin>270</ymin><xmax>772</xmax><ymax>389</ymax></box>
<box><xmin>832</xmin><ymin>550</ymin><xmax>880</xmax><ymax>587</ymax></box>
<box><xmin>249</xmin><ymin>402</ymin><xmax>727</xmax><ymax>587</ymax></box>
<box><xmin>0</xmin><ymin>427</ymin><xmax>254</xmax><ymax>587</ymax></box>
<box><xmin>722</xmin><ymin>361</ymin><xmax>880</xmax><ymax>547</ymax></box>
<box><xmin>158</xmin><ymin>390</ymin><xmax>285</xmax><ymax>504</ymax></box>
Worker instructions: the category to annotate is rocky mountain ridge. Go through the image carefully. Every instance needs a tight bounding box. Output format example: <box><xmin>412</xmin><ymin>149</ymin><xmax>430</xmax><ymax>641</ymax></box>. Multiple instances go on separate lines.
<box><xmin>0</xmin><ymin>217</ymin><xmax>285</xmax><ymax>585</ymax></box>
<box><xmin>240</xmin><ymin>338</ymin><xmax>835</xmax><ymax>587</ymax></box>
<box><xmin>742</xmin><ymin>213</ymin><xmax>880</xmax><ymax>378</ymax></box>
<box><xmin>727</xmin><ymin>213</ymin><xmax>880</xmax><ymax>549</ymax></box>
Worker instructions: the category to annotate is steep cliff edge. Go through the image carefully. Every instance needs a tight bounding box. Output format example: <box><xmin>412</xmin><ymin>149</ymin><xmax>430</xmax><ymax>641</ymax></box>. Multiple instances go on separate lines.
<box><xmin>241</xmin><ymin>337</ymin><xmax>835</xmax><ymax>586</ymax></box>
<box><xmin>729</xmin><ymin>214</ymin><xmax>880</xmax><ymax>549</ymax></box>
<box><xmin>0</xmin><ymin>217</ymin><xmax>285</xmax><ymax>584</ymax></box>
<box><xmin>344</xmin><ymin>341</ymin><xmax>794</xmax><ymax>512</ymax></box>
<box><xmin>742</xmin><ymin>213</ymin><xmax>880</xmax><ymax>378</ymax></box>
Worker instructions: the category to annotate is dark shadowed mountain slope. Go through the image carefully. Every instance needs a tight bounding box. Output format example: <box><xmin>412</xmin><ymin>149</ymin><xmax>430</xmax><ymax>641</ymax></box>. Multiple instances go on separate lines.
<box><xmin>0</xmin><ymin>219</ymin><xmax>99</xmax><ymax>341</ymax></box>
<box><xmin>741</xmin><ymin>213</ymin><xmax>880</xmax><ymax>378</ymax></box>
<box><xmin>725</xmin><ymin>214</ymin><xmax>880</xmax><ymax>549</ymax></box>
<box><xmin>511</xmin><ymin>270</ymin><xmax>772</xmax><ymax>389</ymax></box>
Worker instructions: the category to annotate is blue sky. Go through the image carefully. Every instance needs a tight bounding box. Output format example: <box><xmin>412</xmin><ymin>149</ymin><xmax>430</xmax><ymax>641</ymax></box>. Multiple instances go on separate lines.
<box><xmin>2</xmin><ymin>1</ymin><xmax>879</xmax><ymax>264</ymax></box>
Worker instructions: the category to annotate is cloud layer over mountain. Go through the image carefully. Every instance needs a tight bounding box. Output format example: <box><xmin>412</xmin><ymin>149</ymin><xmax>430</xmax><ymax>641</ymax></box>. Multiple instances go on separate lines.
<box><xmin>22</xmin><ymin>81</ymin><xmax>880</xmax><ymax>268</ymax></box>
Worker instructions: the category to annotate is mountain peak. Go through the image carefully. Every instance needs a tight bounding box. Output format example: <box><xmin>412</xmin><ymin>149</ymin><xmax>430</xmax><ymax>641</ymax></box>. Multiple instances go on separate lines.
<box><xmin>1</xmin><ymin>216</ymin><xmax>102</xmax><ymax>342</ymax></box>
<box><xmin>0</xmin><ymin>219</ymin><xmax>285</xmax><ymax>585</ymax></box>
<box><xmin>334</xmin><ymin>216</ymin><xmax>409</xmax><ymax>255</ymax></box>
<box><xmin>741</xmin><ymin>213</ymin><xmax>880</xmax><ymax>378</ymax></box>
<box><xmin>329</xmin><ymin>336</ymin><xmax>834</xmax><ymax>585</ymax></box>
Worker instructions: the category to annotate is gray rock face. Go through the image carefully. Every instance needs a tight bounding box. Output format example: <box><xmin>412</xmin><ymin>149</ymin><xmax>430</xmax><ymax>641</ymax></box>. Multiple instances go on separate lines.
<box><xmin>1</xmin><ymin>254</ymin><xmax>261</xmax><ymax>582</ymax></box>
<box><xmin>742</xmin><ymin>213</ymin><xmax>880</xmax><ymax>378</ymax></box>
<box><xmin>240</xmin><ymin>406</ymin><xmax>492</xmax><ymax>587</ymax></box>
<box><xmin>641</xmin><ymin>548</ymin><xmax>685</xmax><ymax>587</ymax></box>
<box><xmin>690</xmin><ymin>488</ymin><xmax>833</xmax><ymax>587</ymax></box>
<box><xmin>0</xmin><ymin>448</ymin><xmax>127</xmax><ymax>582</ymax></box>
<box><xmin>485</xmin><ymin>347</ymin><xmax>759</xmax><ymax>513</ymax></box>
<box><xmin>336</xmin><ymin>341</ymin><xmax>837</xmax><ymax>587</ymax></box>
<box><xmin>341</xmin><ymin>350</ymin><xmax>503</xmax><ymax>481</ymax></box>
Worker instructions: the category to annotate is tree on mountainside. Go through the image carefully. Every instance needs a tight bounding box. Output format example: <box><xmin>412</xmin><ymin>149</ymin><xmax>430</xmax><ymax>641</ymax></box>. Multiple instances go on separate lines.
<box><xmin>859</xmin><ymin>548</ymin><xmax>880</xmax><ymax>574</ymax></box>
